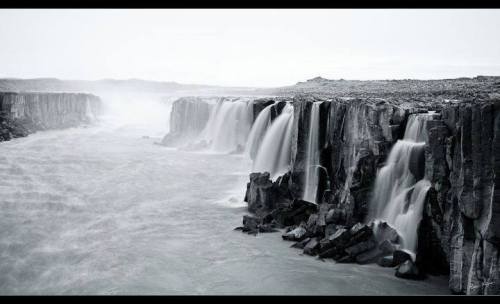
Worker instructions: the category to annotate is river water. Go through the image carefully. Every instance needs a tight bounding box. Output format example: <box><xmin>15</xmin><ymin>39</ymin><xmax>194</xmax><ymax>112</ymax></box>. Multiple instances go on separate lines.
<box><xmin>0</xmin><ymin>100</ymin><xmax>450</xmax><ymax>295</ymax></box>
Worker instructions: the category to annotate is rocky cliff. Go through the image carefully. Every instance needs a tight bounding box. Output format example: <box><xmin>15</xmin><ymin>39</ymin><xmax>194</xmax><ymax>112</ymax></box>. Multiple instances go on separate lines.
<box><xmin>240</xmin><ymin>93</ymin><xmax>499</xmax><ymax>295</ymax></box>
<box><xmin>0</xmin><ymin>92</ymin><xmax>101</xmax><ymax>141</ymax></box>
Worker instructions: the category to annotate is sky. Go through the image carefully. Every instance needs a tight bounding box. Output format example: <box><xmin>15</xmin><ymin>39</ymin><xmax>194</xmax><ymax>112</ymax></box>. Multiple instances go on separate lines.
<box><xmin>0</xmin><ymin>9</ymin><xmax>499</xmax><ymax>87</ymax></box>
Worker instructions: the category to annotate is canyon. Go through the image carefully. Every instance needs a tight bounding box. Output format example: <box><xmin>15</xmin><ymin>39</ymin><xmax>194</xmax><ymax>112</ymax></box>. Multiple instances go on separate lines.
<box><xmin>162</xmin><ymin>76</ymin><xmax>500</xmax><ymax>295</ymax></box>
<box><xmin>1</xmin><ymin>76</ymin><xmax>498</xmax><ymax>295</ymax></box>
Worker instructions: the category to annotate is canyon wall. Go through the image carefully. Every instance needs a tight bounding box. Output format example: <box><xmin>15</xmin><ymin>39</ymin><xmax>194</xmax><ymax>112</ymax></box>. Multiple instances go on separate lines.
<box><xmin>161</xmin><ymin>85</ymin><xmax>499</xmax><ymax>294</ymax></box>
<box><xmin>243</xmin><ymin>95</ymin><xmax>499</xmax><ymax>294</ymax></box>
<box><xmin>0</xmin><ymin>92</ymin><xmax>101</xmax><ymax>141</ymax></box>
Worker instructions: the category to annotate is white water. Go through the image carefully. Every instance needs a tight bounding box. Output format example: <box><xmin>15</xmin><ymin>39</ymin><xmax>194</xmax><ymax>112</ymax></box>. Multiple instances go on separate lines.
<box><xmin>252</xmin><ymin>103</ymin><xmax>294</xmax><ymax>180</ymax></box>
<box><xmin>368</xmin><ymin>112</ymin><xmax>437</xmax><ymax>255</ymax></box>
<box><xmin>0</xmin><ymin>101</ymin><xmax>449</xmax><ymax>294</ymax></box>
<box><xmin>197</xmin><ymin>98</ymin><xmax>253</xmax><ymax>153</ymax></box>
<box><xmin>302</xmin><ymin>102</ymin><xmax>322</xmax><ymax>203</ymax></box>
<box><xmin>244</xmin><ymin>103</ymin><xmax>274</xmax><ymax>160</ymax></box>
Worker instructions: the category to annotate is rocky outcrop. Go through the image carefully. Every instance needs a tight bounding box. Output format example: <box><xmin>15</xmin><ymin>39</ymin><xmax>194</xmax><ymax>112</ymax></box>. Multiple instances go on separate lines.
<box><xmin>422</xmin><ymin>99</ymin><xmax>500</xmax><ymax>294</ymax></box>
<box><xmin>240</xmin><ymin>92</ymin><xmax>500</xmax><ymax>294</ymax></box>
<box><xmin>0</xmin><ymin>92</ymin><xmax>101</xmax><ymax>141</ymax></box>
<box><xmin>161</xmin><ymin>97</ymin><xmax>214</xmax><ymax>146</ymax></box>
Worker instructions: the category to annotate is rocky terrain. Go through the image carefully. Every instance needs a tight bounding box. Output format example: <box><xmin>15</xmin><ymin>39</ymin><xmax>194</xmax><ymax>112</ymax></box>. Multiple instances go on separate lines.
<box><xmin>0</xmin><ymin>92</ymin><xmax>101</xmax><ymax>142</ymax></box>
<box><xmin>228</xmin><ymin>77</ymin><xmax>499</xmax><ymax>295</ymax></box>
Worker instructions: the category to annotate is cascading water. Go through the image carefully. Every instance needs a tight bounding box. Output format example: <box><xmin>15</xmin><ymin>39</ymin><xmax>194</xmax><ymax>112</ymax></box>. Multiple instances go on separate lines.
<box><xmin>252</xmin><ymin>103</ymin><xmax>294</xmax><ymax>179</ymax></box>
<box><xmin>198</xmin><ymin>98</ymin><xmax>254</xmax><ymax>153</ymax></box>
<box><xmin>85</xmin><ymin>97</ymin><xmax>96</xmax><ymax>121</ymax></box>
<box><xmin>368</xmin><ymin>112</ymin><xmax>437</xmax><ymax>256</ymax></box>
<box><xmin>302</xmin><ymin>102</ymin><xmax>322</xmax><ymax>203</ymax></box>
<box><xmin>244</xmin><ymin>103</ymin><xmax>274</xmax><ymax>160</ymax></box>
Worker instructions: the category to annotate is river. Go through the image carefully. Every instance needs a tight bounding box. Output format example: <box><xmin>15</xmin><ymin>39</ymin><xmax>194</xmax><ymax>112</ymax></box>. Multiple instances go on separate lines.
<box><xmin>0</xmin><ymin>98</ymin><xmax>450</xmax><ymax>295</ymax></box>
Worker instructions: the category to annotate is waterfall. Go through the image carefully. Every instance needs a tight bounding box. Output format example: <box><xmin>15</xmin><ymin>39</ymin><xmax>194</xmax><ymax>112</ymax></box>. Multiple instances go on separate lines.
<box><xmin>244</xmin><ymin>103</ymin><xmax>274</xmax><ymax>160</ymax></box>
<box><xmin>368</xmin><ymin>112</ymin><xmax>437</xmax><ymax>256</ymax></box>
<box><xmin>198</xmin><ymin>98</ymin><xmax>254</xmax><ymax>153</ymax></box>
<box><xmin>252</xmin><ymin>103</ymin><xmax>294</xmax><ymax>179</ymax></box>
<box><xmin>302</xmin><ymin>102</ymin><xmax>322</xmax><ymax>203</ymax></box>
<box><xmin>85</xmin><ymin>97</ymin><xmax>95</xmax><ymax>121</ymax></box>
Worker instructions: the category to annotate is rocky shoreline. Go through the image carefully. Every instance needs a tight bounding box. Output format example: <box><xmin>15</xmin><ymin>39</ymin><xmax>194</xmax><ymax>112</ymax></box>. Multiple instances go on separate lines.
<box><xmin>0</xmin><ymin>92</ymin><xmax>101</xmax><ymax>142</ymax></box>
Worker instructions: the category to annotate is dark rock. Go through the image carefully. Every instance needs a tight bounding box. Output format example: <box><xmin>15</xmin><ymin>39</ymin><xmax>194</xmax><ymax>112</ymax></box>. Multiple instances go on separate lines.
<box><xmin>395</xmin><ymin>260</ymin><xmax>423</xmax><ymax>280</ymax></box>
<box><xmin>379</xmin><ymin>239</ymin><xmax>397</xmax><ymax>255</ymax></box>
<box><xmin>242</xmin><ymin>215</ymin><xmax>260</xmax><ymax>231</ymax></box>
<box><xmin>345</xmin><ymin>238</ymin><xmax>377</xmax><ymax>257</ymax></box>
<box><xmin>372</xmin><ymin>221</ymin><xmax>400</xmax><ymax>244</ymax></box>
<box><xmin>303</xmin><ymin>238</ymin><xmax>320</xmax><ymax>256</ymax></box>
<box><xmin>378</xmin><ymin>255</ymin><xmax>397</xmax><ymax>267</ymax></box>
<box><xmin>336</xmin><ymin>255</ymin><xmax>355</xmax><ymax>263</ymax></box>
<box><xmin>355</xmin><ymin>247</ymin><xmax>384</xmax><ymax>264</ymax></box>
<box><xmin>328</xmin><ymin>227</ymin><xmax>351</xmax><ymax>246</ymax></box>
<box><xmin>393</xmin><ymin>250</ymin><xmax>413</xmax><ymax>266</ymax></box>
<box><xmin>258</xmin><ymin>224</ymin><xmax>279</xmax><ymax>233</ymax></box>
<box><xmin>291</xmin><ymin>237</ymin><xmax>311</xmax><ymax>249</ymax></box>
<box><xmin>282</xmin><ymin>226</ymin><xmax>307</xmax><ymax>242</ymax></box>
<box><xmin>325</xmin><ymin>209</ymin><xmax>345</xmax><ymax>224</ymax></box>
<box><xmin>324</xmin><ymin>224</ymin><xmax>339</xmax><ymax>238</ymax></box>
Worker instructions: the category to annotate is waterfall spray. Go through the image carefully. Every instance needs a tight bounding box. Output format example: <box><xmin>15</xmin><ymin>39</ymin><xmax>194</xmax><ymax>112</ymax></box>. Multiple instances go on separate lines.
<box><xmin>198</xmin><ymin>98</ymin><xmax>254</xmax><ymax>153</ymax></box>
<box><xmin>368</xmin><ymin>112</ymin><xmax>437</xmax><ymax>256</ymax></box>
<box><xmin>252</xmin><ymin>103</ymin><xmax>294</xmax><ymax>179</ymax></box>
<box><xmin>244</xmin><ymin>103</ymin><xmax>274</xmax><ymax>159</ymax></box>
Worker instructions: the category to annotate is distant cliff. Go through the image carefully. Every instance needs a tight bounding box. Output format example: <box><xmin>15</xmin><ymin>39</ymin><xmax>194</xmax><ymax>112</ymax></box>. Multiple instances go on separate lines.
<box><xmin>0</xmin><ymin>92</ymin><xmax>101</xmax><ymax>141</ymax></box>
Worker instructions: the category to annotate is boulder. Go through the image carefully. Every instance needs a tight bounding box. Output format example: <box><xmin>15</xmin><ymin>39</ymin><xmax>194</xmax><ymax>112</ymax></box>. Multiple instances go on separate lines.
<box><xmin>379</xmin><ymin>239</ymin><xmax>397</xmax><ymax>255</ymax></box>
<box><xmin>371</xmin><ymin>221</ymin><xmax>400</xmax><ymax>244</ymax></box>
<box><xmin>393</xmin><ymin>249</ymin><xmax>413</xmax><ymax>266</ymax></box>
<box><xmin>303</xmin><ymin>238</ymin><xmax>320</xmax><ymax>256</ymax></box>
<box><xmin>324</xmin><ymin>224</ymin><xmax>340</xmax><ymax>238</ymax></box>
<box><xmin>355</xmin><ymin>247</ymin><xmax>384</xmax><ymax>264</ymax></box>
<box><xmin>282</xmin><ymin>226</ymin><xmax>307</xmax><ymax>242</ymax></box>
<box><xmin>345</xmin><ymin>238</ymin><xmax>377</xmax><ymax>257</ymax></box>
<box><xmin>378</xmin><ymin>255</ymin><xmax>397</xmax><ymax>267</ymax></box>
<box><xmin>242</xmin><ymin>215</ymin><xmax>260</xmax><ymax>231</ymax></box>
<box><xmin>395</xmin><ymin>260</ymin><xmax>423</xmax><ymax>280</ymax></box>
<box><xmin>291</xmin><ymin>237</ymin><xmax>311</xmax><ymax>249</ymax></box>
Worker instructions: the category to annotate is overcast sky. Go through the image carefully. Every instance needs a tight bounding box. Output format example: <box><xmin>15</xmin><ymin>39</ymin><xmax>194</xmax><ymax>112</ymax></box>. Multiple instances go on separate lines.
<box><xmin>0</xmin><ymin>9</ymin><xmax>499</xmax><ymax>87</ymax></box>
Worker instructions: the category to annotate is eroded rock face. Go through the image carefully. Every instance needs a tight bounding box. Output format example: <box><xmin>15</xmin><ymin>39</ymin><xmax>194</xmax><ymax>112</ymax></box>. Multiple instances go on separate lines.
<box><xmin>241</xmin><ymin>94</ymin><xmax>500</xmax><ymax>294</ymax></box>
<box><xmin>160</xmin><ymin>97</ymin><xmax>213</xmax><ymax>146</ymax></box>
<box><xmin>0</xmin><ymin>92</ymin><xmax>101</xmax><ymax>141</ymax></box>
<box><xmin>423</xmin><ymin>100</ymin><xmax>500</xmax><ymax>294</ymax></box>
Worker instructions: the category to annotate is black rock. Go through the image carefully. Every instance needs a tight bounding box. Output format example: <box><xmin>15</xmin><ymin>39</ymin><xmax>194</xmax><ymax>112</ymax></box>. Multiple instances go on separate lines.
<box><xmin>282</xmin><ymin>226</ymin><xmax>307</xmax><ymax>241</ymax></box>
<box><xmin>242</xmin><ymin>215</ymin><xmax>260</xmax><ymax>231</ymax></box>
<box><xmin>355</xmin><ymin>247</ymin><xmax>384</xmax><ymax>264</ymax></box>
<box><xmin>324</xmin><ymin>224</ymin><xmax>339</xmax><ymax>238</ymax></box>
<box><xmin>345</xmin><ymin>238</ymin><xmax>377</xmax><ymax>257</ymax></box>
<box><xmin>378</xmin><ymin>255</ymin><xmax>397</xmax><ymax>267</ymax></box>
<box><xmin>291</xmin><ymin>237</ymin><xmax>311</xmax><ymax>249</ymax></box>
<box><xmin>303</xmin><ymin>238</ymin><xmax>320</xmax><ymax>256</ymax></box>
<box><xmin>395</xmin><ymin>260</ymin><xmax>423</xmax><ymax>280</ymax></box>
<box><xmin>393</xmin><ymin>249</ymin><xmax>413</xmax><ymax>266</ymax></box>
<box><xmin>371</xmin><ymin>221</ymin><xmax>400</xmax><ymax>244</ymax></box>
<box><xmin>379</xmin><ymin>239</ymin><xmax>397</xmax><ymax>255</ymax></box>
